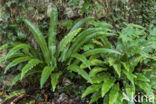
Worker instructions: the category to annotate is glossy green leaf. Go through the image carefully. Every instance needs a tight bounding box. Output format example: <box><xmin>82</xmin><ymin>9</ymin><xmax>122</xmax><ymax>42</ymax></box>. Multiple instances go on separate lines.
<box><xmin>89</xmin><ymin>67</ymin><xmax>107</xmax><ymax>77</ymax></box>
<box><xmin>23</xmin><ymin>19</ymin><xmax>50</xmax><ymax>64</ymax></box>
<box><xmin>109</xmin><ymin>83</ymin><xmax>120</xmax><ymax>104</ymax></box>
<box><xmin>11</xmin><ymin>74</ymin><xmax>21</xmax><ymax>87</ymax></box>
<box><xmin>82</xmin><ymin>84</ymin><xmax>101</xmax><ymax>98</ymax></box>
<box><xmin>4</xmin><ymin>56</ymin><xmax>31</xmax><ymax>74</ymax></box>
<box><xmin>69</xmin><ymin>17</ymin><xmax>93</xmax><ymax>33</ymax></box>
<box><xmin>83</xmin><ymin>48</ymin><xmax>121</xmax><ymax>57</ymax></box>
<box><xmin>80</xmin><ymin>59</ymin><xmax>103</xmax><ymax>69</ymax></box>
<box><xmin>122</xmin><ymin>62</ymin><xmax>130</xmax><ymax>72</ymax></box>
<box><xmin>68</xmin><ymin>65</ymin><xmax>92</xmax><ymax>83</ymax></box>
<box><xmin>101</xmin><ymin>76</ymin><xmax>115</xmax><ymax>97</ymax></box>
<box><xmin>48</xmin><ymin>6</ymin><xmax>58</xmax><ymax>64</ymax></box>
<box><xmin>58</xmin><ymin>28</ymin><xmax>81</xmax><ymax>58</ymax></box>
<box><xmin>6</xmin><ymin>44</ymin><xmax>31</xmax><ymax>59</ymax></box>
<box><xmin>71</xmin><ymin>53</ymin><xmax>90</xmax><ymax>69</ymax></box>
<box><xmin>40</xmin><ymin>66</ymin><xmax>55</xmax><ymax>88</ymax></box>
<box><xmin>51</xmin><ymin>72</ymin><xmax>62</xmax><ymax>92</ymax></box>
<box><xmin>21</xmin><ymin>59</ymin><xmax>42</xmax><ymax>79</ymax></box>
<box><xmin>67</xmin><ymin>28</ymin><xmax>111</xmax><ymax>57</ymax></box>
<box><xmin>135</xmin><ymin>73</ymin><xmax>150</xmax><ymax>82</ymax></box>
<box><xmin>101</xmin><ymin>36</ymin><xmax>112</xmax><ymax>48</ymax></box>
<box><xmin>113</xmin><ymin>64</ymin><xmax>121</xmax><ymax>77</ymax></box>
<box><xmin>72</xmin><ymin>32</ymin><xmax>114</xmax><ymax>55</ymax></box>
<box><xmin>89</xmin><ymin>91</ymin><xmax>101</xmax><ymax>104</ymax></box>
<box><xmin>0</xmin><ymin>44</ymin><xmax>9</xmax><ymax>51</ymax></box>
<box><xmin>125</xmin><ymin>83</ymin><xmax>135</xmax><ymax>103</ymax></box>
<box><xmin>123</xmin><ymin>70</ymin><xmax>136</xmax><ymax>85</ymax></box>
<box><xmin>91</xmin><ymin>72</ymin><xmax>108</xmax><ymax>84</ymax></box>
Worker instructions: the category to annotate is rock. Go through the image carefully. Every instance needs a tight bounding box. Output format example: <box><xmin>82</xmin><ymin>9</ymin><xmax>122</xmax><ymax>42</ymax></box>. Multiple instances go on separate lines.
<box><xmin>65</xmin><ymin>7</ymin><xmax>75</xmax><ymax>18</ymax></box>
<box><xmin>62</xmin><ymin>78</ymin><xmax>71</xmax><ymax>86</ymax></box>
<box><xmin>56</xmin><ymin>93</ymin><xmax>68</xmax><ymax>103</ymax></box>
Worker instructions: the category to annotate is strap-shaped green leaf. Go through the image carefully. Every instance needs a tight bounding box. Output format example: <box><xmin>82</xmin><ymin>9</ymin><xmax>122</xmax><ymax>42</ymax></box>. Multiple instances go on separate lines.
<box><xmin>109</xmin><ymin>83</ymin><xmax>120</xmax><ymax>104</ymax></box>
<box><xmin>69</xmin><ymin>17</ymin><xmax>93</xmax><ymax>33</ymax></box>
<box><xmin>21</xmin><ymin>59</ymin><xmax>42</xmax><ymax>79</ymax></box>
<box><xmin>83</xmin><ymin>48</ymin><xmax>121</xmax><ymax>57</ymax></box>
<box><xmin>101</xmin><ymin>76</ymin><xmax>115</xmax><ymax>97</ymax></box>
<box><xmin>89</xmin><ymin>67</ymin><xmax>107</xmax><ymax>77</ymax></box>
<box><xmin>71</xmin><ymin>53</ymin><xmax>90</xmax><ymax>69</ymax></box>
<box><xmin>71</xmin><ymin>32</ymin><xmax>114</xmax><ymax>55</ymax></box>
<box><xmin>40</xmin><ymin>66</ymin><xmax>55</xmax><ymax>88</ymax></box>
<box><xmin>91</xmin><ymin>73</ymin><xmax>108</xmax><ymax>84</ymax></box>
<box><xmin>135</xmin><ymin>73</ymin><xmax>150</xmax><ymax>82</ymax></box>
<box><xmin>113</xmin><ymin>64</ymin><xmax>121</xmax><ymax>77</ymax></box>
<box><xmin>123</xmin><ymin>70</ymin><xmax>136</xmax><ymax>85</ymax></box>
<box><xmin>51</xmin><ymin>72</ymin><xmax>62</xmax><ymax>92</ymax></box>
<box><xmin>6</xmin><ymin>44</ymin><xmax>31</xmax><ymax>60</ymax></box>
<box><xmin>68</xmin><ymin>65</ymin><xmax>92</xmax><ymax>83</ymax></box>
<box><xmin>23</xmin><ymin>19</ymin><xmax>50</xmax><ymax>64</ymax></box>
<box><xmin>58</xmin><ymin>28</ymin><xmax>81</xmax><ymax>58</ymax></box>
<box><xmin>100</xmin><ymin>36</ymin><xmax>112</xmax><ymax>48</ymax></box>
<box><xmin>4</xmin><ymin>56</ymin><xmax>31</xmax><ymax>74</ymax></box>
<box><xmin>48</xmin><ymin>6</ymin><xmax>58</xmax><ymax>64</ymax></box>
<box><xmin>89</xmin><ymin>91</ymin><xmax>101</xmax><ymax>104</ymax></box>
<box><xmin>11</xmin><ymin>74</ymin><xmax>21</xmax><ymax>87</ymax></box>
<box><xmin>80</xmin><ymin>59</ymin><xmax>103</xmax><ymax>69</ymax></box>
<box><xmin>121</xmin><ymin>62</ymin><xmax>130</xmax><ymax>72</ymax></box>
<box><xmin>67</xmin><ymin>28</ymin><xmax>109</xmax><ymax>57</ymax></box>
<box><xmin>0</xmin><ymin>44</ymin><xmax>9</xmax><ymax>51</ymax></box>
<box><xmin>82</xmin><ymin>84</ymin><xmax>101</xmax><ymax>98</ymax></box>
<box><xmin>0</xmin><ymin>53</ymin><xmax>24</xmax><ymax>64</ymax></box>
<box><xmin>125</xmin><ymin>83</ymin><xmax>135</xmax><ymax>103</ymax></box>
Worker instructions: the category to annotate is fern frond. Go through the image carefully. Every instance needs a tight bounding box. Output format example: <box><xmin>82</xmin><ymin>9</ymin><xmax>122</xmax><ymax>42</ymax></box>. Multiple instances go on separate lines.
<box><xmin>100</xmin><ymin>36</ymin><xmax>113</xmax><ymax>48</ymax></box>
<box><xmin>40</xmin><ymin>66</ymin><xmax>55</xmax><ymax>88</ymax></box>
<box><xmin>0</xmin><ymin>44</ymin><xmax>9</xmax><ymax>51</ymax></box>
<box><xmin>4</xmin><ymin>56</ymin><xmax>32</xmax><ymax>74</ymax></box>
<box><xmin>11</xmin><ymin>73</ymin><xmax>21</xmax><ymax>87</ymax></box>
<box><xmin>67</xmin><ymin>28</ymin><xmax>113</xmax><ymax>57</ymax></box>
<box><xmin>72</xmin><ymin>32</ymin><xmax>114</xmax><ymax>54</ymax></box>
<box><xmin>48</xmin><ymin>6</ymin><xmax>58</xmax><ymax>65</ymax></box>
<box><xmin>51</xmin><ymin>72</ymin><xmax>62</xmax><ymax>92</ymax></box>
<box><xmin>82</xmin><ymin>84</ymin><xmax>101</xmax><ymax>98</ymax></box>
<box><xmin>71</xmin><ymin>53</ymin><xmax>90</xmax><ymax>69</ymax></box>
<box><xmin>83</xmin><ymin>48</ymin><xmax>121</xmax><ymax>57</ymax></box>
<box><xmin>69</xmin><ymin>17</ymin><xmax>93</xmax><ymax>33</ymax></box>
<box><xmin>68</xmin><ymin>65</ymin><xmax>92</xmax><ymax>83</ymax></box>
<box><xmin>6</xmin><ymin>44</ymin><xmax>31</xmax><ymax>60</ymax></box>
<box><xmin>21</xmin><ymin>59</ymin><xmax>42</xmax><ymax>79</ymax></box>
<box><xmin>23</xmin><ymin>19</ymin><xmax>50</xmax><ymax>64</ymax></box>
<box><xmin>89</xmin><ymin>67</ymin><xmax>107</xmax><ymax>77</ymax></box>
<box><xmin>58</xmin><ymin>28</ymin><xmax>81</xmax><ymax>58</ymax></box>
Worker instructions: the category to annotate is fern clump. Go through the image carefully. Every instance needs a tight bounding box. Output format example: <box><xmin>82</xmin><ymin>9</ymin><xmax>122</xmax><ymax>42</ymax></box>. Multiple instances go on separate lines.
<box><xmin>70</xmin><ymin>23</ymin><xmax>156</xmax><ymax>104</ymax></box>
<box><xmin>0</xmin><ymin>6</ymin><xmax>116</xmax><ymax>93</ymax></box>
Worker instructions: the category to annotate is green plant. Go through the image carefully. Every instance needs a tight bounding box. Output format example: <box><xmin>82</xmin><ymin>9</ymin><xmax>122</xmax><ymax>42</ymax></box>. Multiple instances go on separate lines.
<box><xmin>67</xmin><ymin>22</ymin><xmax>156</xmax><ymax>104</ymax></box>
<box><xmin>0</xmin><ymin>6</ymin><xmax>120</xmax><ymax>92</ymax></box>
<box><xmin>2</xmin><ymin>89</ymin><xmax>25</xmax><ymax>103</ymax></box>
